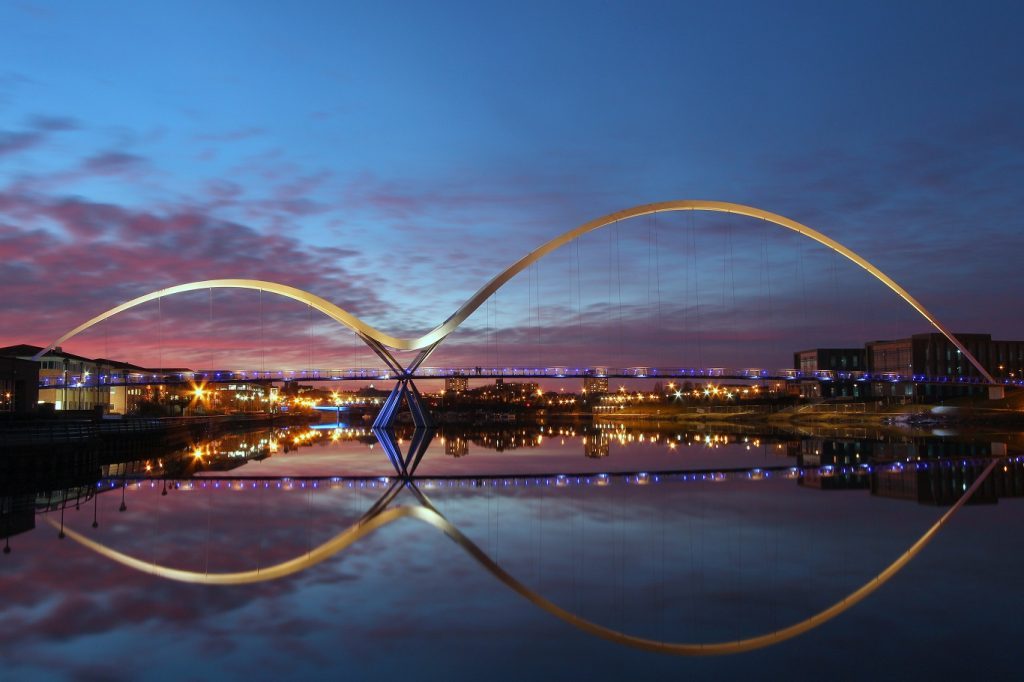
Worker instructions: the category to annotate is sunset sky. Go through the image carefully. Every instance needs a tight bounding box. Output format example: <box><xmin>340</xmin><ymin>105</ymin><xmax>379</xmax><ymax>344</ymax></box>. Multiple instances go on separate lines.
<box><xmin>1</xmin><ymin>1</ymin><xmax>1022</xmax><ymax>371</ymax></box>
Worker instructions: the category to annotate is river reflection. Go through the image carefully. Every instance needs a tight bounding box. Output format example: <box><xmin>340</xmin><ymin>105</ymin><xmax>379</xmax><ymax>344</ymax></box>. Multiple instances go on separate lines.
<box><xmin>1</xmin><ymin>423</ymin><xmax>1022</xmax><ymax>679</ymax></box>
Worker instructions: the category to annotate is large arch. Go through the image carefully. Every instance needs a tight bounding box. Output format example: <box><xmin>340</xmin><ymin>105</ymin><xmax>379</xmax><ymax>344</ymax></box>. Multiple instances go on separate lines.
<box><xmin>33</xmin><ymin>200</ymin><xmax>995</xmax><ymax>383</ymax></box>
<box><xmin>48</xmin><ymin>457</ymin><xmax>1000</xmax><ymax>655</ymax></box>
<box><xmin>419</xmin><ymin>200</ymin><xmax>994</xmax><ymax>382</ymax></box>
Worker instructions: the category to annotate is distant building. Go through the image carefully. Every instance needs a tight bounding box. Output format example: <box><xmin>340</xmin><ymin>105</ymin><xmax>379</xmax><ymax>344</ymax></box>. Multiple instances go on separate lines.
<box><xmin>0</xmin><ymin>344</ymin><xmax>198</xmax><ymax>414</ymax></box>
<box><xmin>583</xmin><ymin>376</ymin><xmax>609</xmax><ymax>394</ymax></box>
<box><xmin>866</xmin><ymin>333</ymin><xmax>1024</xmax><ymax>379</ymax></box>
<box><xmin>489</xmin><ymin>380</ymin><xmax>539</xmax><ymax>401</ymax></box>
<box><xmin>793</xmin><ymin>332</ymin><xmax>1024</xmax><ymax>403</ymax></box>
<box><xmin>796</xmin><ymin>333</ymin><xmax>1024</xmax><ymax>380</ymax></box>
<box><xmin>93</xmin><ymin>357</ymin><xmax>149</xmax><ymax>413</ymax></box>
<box><xmin>0</xmin><ymin>344</ymin><xmax>113</xmax><ymax>412</ymax></box>
<box><xmin>0</xmin><ymin>355</ymin><xmax>39</xmax><ymax>413</ymax></box>
<box><xmin>445</xmin><ymin>376</ymin><xmax>469</xmax><ymax>393</ymax></box>
<box><xmin>793</xmin><ymin>348</ymin><xmax>865</xmax><ymax>373</ymax></box>
<box><xmin>864</xmin><ymin>339</ymin><xmax>915</xmax><ymax>375</ymax></box>
<box><xmin>792</xmin><ymin>348</ymin><xmax>867</xmax><ymax>398</ymax></box>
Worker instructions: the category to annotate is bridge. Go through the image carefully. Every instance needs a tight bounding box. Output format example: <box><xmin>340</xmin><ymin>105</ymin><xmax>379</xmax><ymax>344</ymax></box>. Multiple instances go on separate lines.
<box><xmin>38</xmin><ymin>364</ymin><xmax>1012</xmax><ymax>388</ymax></box>
<box><xmin>30</xmin><ymin>200</ymin><xmax>1009</xmax><ymax>428</ymax></box>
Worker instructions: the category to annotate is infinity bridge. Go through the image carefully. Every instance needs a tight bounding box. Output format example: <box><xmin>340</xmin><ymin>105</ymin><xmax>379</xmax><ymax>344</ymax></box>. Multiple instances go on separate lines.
<box><xmin>33</xmin><ymin>200</ymin><xmax>1003</xmax><ymax>427</ymax></box>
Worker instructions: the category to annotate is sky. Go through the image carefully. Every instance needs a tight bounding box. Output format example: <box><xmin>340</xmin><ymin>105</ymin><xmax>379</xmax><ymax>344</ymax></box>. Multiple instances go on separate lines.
<box><xmin>1</xmin><ymin>0</ymin><xmax>1022</xmax><ymax>372</ymax></box>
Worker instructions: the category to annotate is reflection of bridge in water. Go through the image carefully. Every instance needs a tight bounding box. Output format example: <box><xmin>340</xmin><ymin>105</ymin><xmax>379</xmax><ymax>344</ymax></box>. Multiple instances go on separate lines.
<box><xmin>16</xmin><ymin>425</ymin><xmax>1018</xmax><ymax>656</ymax></box>
<box><xmin>41</xmin><ymin>459</ymin><xmax>1005</xmax><ymax>655</ymax></box>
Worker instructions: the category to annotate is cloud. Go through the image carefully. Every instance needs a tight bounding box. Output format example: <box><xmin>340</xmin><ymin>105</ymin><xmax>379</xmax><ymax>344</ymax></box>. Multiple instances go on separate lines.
<box><xmin>79</xmin><ymin>151</ymin><xmax>147</xmax><ymax>176</ymax></box>
<box><xmin>0</xmin><ymin>114</ymin><xmax>78</xmax><ymax>158</ymax></box>
<box><xmin>0</xmin><ymin>186</ymin><xmax>390</xmax><ymax>367</ymax></box>
<box><xmin>27</xmin><ymin>114</ymin><xmax>79</xmax><ymax>132</ymax></box>
<box><xmin>195</xmin><ymin>127</ymin><xmax>265</xmax><ymax>143</ymax></box>
<box><xmin>0</xmin><ymin>130</ymin><xmax>44</xmax><ymax>156</ymax></box>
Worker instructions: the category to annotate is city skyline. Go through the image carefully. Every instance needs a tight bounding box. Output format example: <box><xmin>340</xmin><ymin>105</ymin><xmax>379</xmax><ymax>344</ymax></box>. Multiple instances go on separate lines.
<box><xmin>1</xmin><ymin>1</ymin><xmax>1022</xmax><ymax>371</ymax></box>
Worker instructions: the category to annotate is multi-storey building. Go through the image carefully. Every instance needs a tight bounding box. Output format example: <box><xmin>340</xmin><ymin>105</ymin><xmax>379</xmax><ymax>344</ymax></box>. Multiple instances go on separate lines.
<box><xmin>0</xmin><ymin>355</ymin><xmax>39</xmax><ymax>413</ymax></box>
<box><xmin>445</xmin><ymin>376</ymin><xmax>469</xmax><ymax>393</ymax></box>
<box><xmin>793</xmin><ymin>348</ymin><xmax>865</xmax><ymax>374</ymax></box>
<box><xmin>582</xmin><ymin>376</ymin><xmax>609</xmax><ymax>394</ymax></box>
<box><xmin>0</xmin><ymin>345</ymin><xmax>112</xmax><ymax>412</ymax></box>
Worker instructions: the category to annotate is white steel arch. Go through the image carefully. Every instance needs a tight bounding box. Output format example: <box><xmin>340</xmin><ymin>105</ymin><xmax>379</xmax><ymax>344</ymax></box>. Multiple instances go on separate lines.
<box><xmin>32</xmin><ymin>200</ymin><xmax>996</xmax><ymax>383</ymax></box>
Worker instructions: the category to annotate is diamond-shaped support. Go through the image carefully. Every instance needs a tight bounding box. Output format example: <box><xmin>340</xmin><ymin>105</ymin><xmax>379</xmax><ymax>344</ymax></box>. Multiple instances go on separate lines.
<box><xmin>372</xmin><ymin>378</ymin><xmax>434</xmax><ymax>429</ymax></box>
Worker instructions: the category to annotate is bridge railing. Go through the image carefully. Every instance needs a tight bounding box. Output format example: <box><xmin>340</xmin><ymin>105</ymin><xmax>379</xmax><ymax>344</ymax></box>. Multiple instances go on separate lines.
<box><xmin>38</xmin><ymin>366</ymin><xmax>1009</xmax><ymax>388</ymax></box>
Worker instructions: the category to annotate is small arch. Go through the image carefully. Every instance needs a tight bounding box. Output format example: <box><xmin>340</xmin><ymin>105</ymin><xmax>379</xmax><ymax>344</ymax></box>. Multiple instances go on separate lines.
<box><xmin>32</xmin><ymin>278</ymin><xmax>410</xmax><ymax>363</ymax></box>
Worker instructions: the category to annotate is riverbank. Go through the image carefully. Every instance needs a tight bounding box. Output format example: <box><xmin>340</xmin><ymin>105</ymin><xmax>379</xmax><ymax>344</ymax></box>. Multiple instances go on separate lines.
<box><xmin>0</xmin><ymin>413</ymin><xmax>311</xmax><ymax>450</ymax></box>
<box><xmin>594</xmin><ymin>400</ymin><xmax>1024</xmax><ymax>429</ymax></box>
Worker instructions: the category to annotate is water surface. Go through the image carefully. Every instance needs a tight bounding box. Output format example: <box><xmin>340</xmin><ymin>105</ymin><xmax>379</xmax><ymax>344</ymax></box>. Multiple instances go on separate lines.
<box><xmin>2</xmin><ymin>423</ymin><xmax>1021</xmax><ymax>680</ymax></box>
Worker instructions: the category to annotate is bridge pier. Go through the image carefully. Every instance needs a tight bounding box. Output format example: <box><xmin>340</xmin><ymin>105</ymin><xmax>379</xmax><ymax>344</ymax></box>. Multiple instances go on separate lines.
<box><xmin>372</xmin><ymin>377</ymin><xmax>434</xmax><ymax>429</ymax></box>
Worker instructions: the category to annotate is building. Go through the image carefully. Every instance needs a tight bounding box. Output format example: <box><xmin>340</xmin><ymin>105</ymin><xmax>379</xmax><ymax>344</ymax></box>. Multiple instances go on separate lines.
<box><xmin>445</xmin><ymin>376</ymin><xmax>469</xmax><ymax>393</ymax></box>
<box><xmin>213</xmin><ymin>382</ymin><xmax>278</xmax><ymax>413</ymax></box>
<box><xmin>792</xmin><ymin>348</ymin><xmax>868</xmax><ymax>398</ymax></box>
<box><xmin>0</xmin><ymin>345</ymin><xmax>113</xmax><ymax>412</ymax></box>
<box><xmin>794</xmin><ymin>332</ymin><xmax>1024</xmax><ymax>402</ymax></box>
<box><xmin>866</xmin><ymin>333</ymin><xmax>1024</xmax><ymax>379</ymax></box>
<box><xmin>864</xmin><ymin>339</ymin><xmax>914</xmax><ymax>375</ymax></box>
<box><xmin>0</xmin><ymin>355</ymin><xmax>39</xmax><ymax>413</ymax></box>
<box><xmin>583</xmin><ymin>376</ymin><xmax>609</xmax><ymax>394</ymax></box>
<box><xmin>793</xmin><ymin>348</ymin><xmax>865</xmax><ymax>374</ymax></box>
<box><xmin>93</xmin><ymin>357</ymin><xmax>149</xmax><ymax>413</ymax></box>
<box><xmin>0</xmin><ymin>344</ymin><xmax>201</xmax><ymax>414</ymax></box>
<box><xmin>470</xmin><ymin>379</ymin><xmax>540</xmax><ymax>403</ymax></box>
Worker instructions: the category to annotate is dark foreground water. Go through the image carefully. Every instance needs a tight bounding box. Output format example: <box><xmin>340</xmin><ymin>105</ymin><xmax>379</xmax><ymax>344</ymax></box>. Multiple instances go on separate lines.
<box><xmin>2</xmin><ymin>423</ymin><xmax>1022</xmax><ymax>680</ymax></box>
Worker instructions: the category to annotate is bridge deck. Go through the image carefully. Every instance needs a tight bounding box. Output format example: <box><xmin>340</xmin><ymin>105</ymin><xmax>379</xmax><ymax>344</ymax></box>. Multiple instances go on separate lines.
<box><xmin>37</xmin><ymin>366</ymin><xmax>1013</xmax><ymax>388</ymax></box>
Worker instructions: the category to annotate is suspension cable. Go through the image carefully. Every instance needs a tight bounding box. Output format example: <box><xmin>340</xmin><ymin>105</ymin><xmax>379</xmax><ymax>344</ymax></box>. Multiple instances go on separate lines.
<box><xmin>576</xmin><ymin>238</ymin><xmax>583</xmax><ymax>358</ymax></box>
<box><xmin>259</xmin><ymin>288</ymin><xmax>265</xmax><ymax>375</ymax></box>
<box><xmin>534</xmin><ymin>261</ymin><xmax>541</xmax><ymax>368</ymax></box>
<box><xmin>761</xmin><ymin>218</ymin><xmax>776</xmax><ymax>365</ymax></box>
<box><xmin>157</xmin><ymin>296</ymin><xmax>163</xmax><ymax>373</ymax></box>
<box><xmin>653</xmin><ymin>216</ymin><xmax>663</xmax><ymax>362</ymax></box>
<box><xmin>691</xmin><ymin>212</ymin><xmax>703</xmax><ymax>369</ymax></box>
<box><xmin>208</xmin><ymin>288</ymin><xmax>213</xmax><ymax>374</ymax></box>
<box><xmin>615</xmin><ymin>220</ymin><xmax>624</xmax><ymax>367</ymax></box>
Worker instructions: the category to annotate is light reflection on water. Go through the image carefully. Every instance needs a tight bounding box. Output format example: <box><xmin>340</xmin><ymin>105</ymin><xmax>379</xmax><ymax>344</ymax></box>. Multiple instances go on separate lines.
<box><xmin>196</xmin><ymin>424</ymin><xmax>797</xmax><ymax>478</ymax></box>
<box><xmin>1</xmin><ymin>424</ymin><xmax>1022</xmax><ymax>680</ymax></box>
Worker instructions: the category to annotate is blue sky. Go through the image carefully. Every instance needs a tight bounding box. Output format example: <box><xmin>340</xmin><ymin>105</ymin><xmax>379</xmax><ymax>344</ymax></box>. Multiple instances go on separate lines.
<box><xmin>1</xmin><ymin>0</ymin><xmax>1022</xmax><ymax>369</ymax></box>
